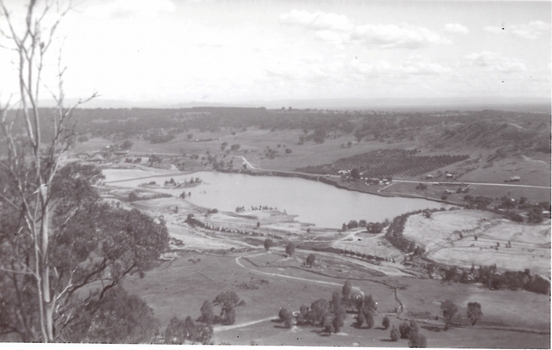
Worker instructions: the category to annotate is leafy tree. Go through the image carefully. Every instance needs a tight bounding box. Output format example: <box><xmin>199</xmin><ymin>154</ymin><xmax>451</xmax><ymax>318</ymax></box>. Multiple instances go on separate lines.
<box><xmin>198</xmin><ymin>300</ymin><xmax>215</xmax><ymax>325</ymax></box>
<box><xmin>225</xmin><ymin>308</ymin><xmax>236</xmax><ymax>325</ymax></box>
<box><xmin>78</xmin><ymin>135</ymin><xmax>89</xmax><ymax>143</ymax></box>
<box><xmin>332</xmin><ymin>313</ymin><xmax>344</xmax><ymax>333</ymax></box>
<box><xmin>322</xmin><ymin>315</ymin><xmax>334</xmax><ymax>333</ymax></box>
<box><xmin>0</xmin><ymin>161</ymin><xmax>169</xmax><ymax>342</ymax></box>
<box><xmin>164</xmin><ymin>315</ymin><xmax>212</xmax><ymax>345</ymax></box>
<box><xmin>308</xmin><ymin>299</ymin><xmax>330</xmax><ymax>326</ymax></box>
<box><xmin>342</xmin><ymin>280</ymin><xmax>352</xmax><ymax>306</ymax></box>
<box><xmin>129</xmin><ymin>191</ymin><xmax>140</xmax><ymax>201</ymax></box>
<box><xmin>149</xmin><ymin>154</ymin><xmax>162</xmax><ymax>165</ymax></box>
<box><xmin>187</xmin><ymin>134</ymin><xmax>193</xmax><ymax>139</ymax></box>
<box><xmin>120</xmin><ymin>140</ymin><xmax>133</xmax><ymax>150</ymax></box>
<box><xmin>296</xmin><ymin>304</ymin><xmax>310</xmax><ymax>325</ymax></box>
<box><xmin>354</xmin><ymin>294</ymin><xmax>376</xmax><ymax>329</ymax></box>
<box><xmin>306</xmin><ymin>253</ymin><xmax>316</xmax><ymax>267</ymax></box>
<box><xmin>213</xmin><ymin>291</ymin><xmax>244</xmax><ymax>325</ymax></box>
<box><xmin>409</xmin><ymin>332</ymin><xmax>427</xmax><ymax>348</ymax></box>
<box><xmin>285</xmin><ymin>148</ymin><xmax>292</xmax><ymax>154</ymax></box>
<box><xmin>356</xmin><ymin>310</ymin><xmax>365</xmax><ymax>328</ymax></box>
<box><xmin>399</xmin><ymin>321</ymin><xmax>412</xmax><ymax>339</ymax></box>
<box><xmin>285</xmin><ymin>242</ymin><xmax>296</xmax><ymax>257</ymax></box>
<box><xmin>350</xmin><ymin>168</ymin><xmax>361</xmax><ymax>180</ymax></box>
<box><xmin>264</xmin><ymin>239</ymin><xmax>274</xmax><ymax>251</ymax></box>
<box><xmin>165</xmin><ymin>317</ymin><xmax>187</xmax><ymax>344</ymax></box>
<box><xmin>63</xmin><ymin>286</ymin><xmax>158</xmax><ymax>343</ymax></box>
<box><xmin>409</xmin><ymin>320</ymin><xmax>419</xmax><ymax>336</ymax></box>
<box><xmin>330</xmin><ymin>291</ymin><xmax>345</xmax><ymax>318</ymax></box>
<box><xmin>467</xmin><ymin>302</ymin><xmax>483</xmax><ymax>325</ymax></box>
<box><xmin>278</xmin><ymin>308</ymin><xmax>293</xmax><ymax>329</ymax></box>
<box><xmin>390</xmin><ymin>325</ymin><xmax>400</xmax><ymax>341</ymax></box>
<box><xmin>347</xmin><ymin>220</ymin><xmax>359</xmax><ymax>229</ymax></box>
<box><xmin>230</xmin><ymin>144</ymin><xmax>241</xmax><ymax>151</ymax></box>
<box><xmin>382</xmin><ymin>316</ymin><xmax>390</xmax><ymax>330</ymax></box>
<box><xmin>364</xmin><ymin>311</ymin><xmax>374</xmax><ymax>329</ymax></box>
<box><xmin>441</xmin><ymin>300</ymin><xmax>459</xmax><ymax>330</ymax></box>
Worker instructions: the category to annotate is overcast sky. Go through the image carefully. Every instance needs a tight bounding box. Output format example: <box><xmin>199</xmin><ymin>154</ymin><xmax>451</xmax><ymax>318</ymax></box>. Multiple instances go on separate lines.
<box><xmin>1</xmin><ymin>0</ymin><xmax>550</xmax><ymax>105</ymax></box>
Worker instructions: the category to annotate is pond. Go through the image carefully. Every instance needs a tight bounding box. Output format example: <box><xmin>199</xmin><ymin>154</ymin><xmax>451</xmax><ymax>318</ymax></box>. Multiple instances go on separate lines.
<box><xmin>103</xmin><ymin>169</ymin><xmax>448</xmax><ymax>229</ymax></box>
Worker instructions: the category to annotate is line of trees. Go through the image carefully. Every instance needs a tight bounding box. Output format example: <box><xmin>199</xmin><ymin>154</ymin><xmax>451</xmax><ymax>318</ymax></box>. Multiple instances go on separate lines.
<box><xmin>385</xmin><ymin>208</ymin><xmax>447</xmax><ymax>252</ymax></box>
<box><xmin>163</xmin><ymin>291</ymin><xmax>245</xmax><ymax>345</ymax></box>
<box><xmin>277</xmin><ymin>280</ymin><xmax>379</xmax><ymax>336</ymax></box>
<box><xmin>439</xmin><ymin>264</ymin><xmax>550</xmax><ymax>295</ymax></box>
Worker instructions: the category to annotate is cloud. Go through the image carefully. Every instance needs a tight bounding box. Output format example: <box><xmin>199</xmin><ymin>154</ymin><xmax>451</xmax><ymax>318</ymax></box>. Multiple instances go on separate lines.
<box><xmin>484</xmin><ymin>21</ymin><xmax>550</xmax><ymax>39</ymax></box>
<box><xmin>465</xmin><ymin>51</ymin><xmax>527</xmax><ymax>73</ymax></box>
<box><xmin>350</xmin><ymin>58</ymin><xmax>452</xmax><ymax>77</ymax></box>
<box><xmin>314</xmin><ymin>30</ymin><xmax>346</xmax><ymax>46</ymax></box>
<box><xmin>350</xmin><ymin>23</ymin><xmax>451</xmax><ymax>49</ymax></box>
<box><xmin>279</xmin><ymin>10</ymin><xmax>354</xmax><ymax>32</ymax></box>
<box><xmin>84</xmin><ymin>0</ymin><xmax>175</xmax><ymax>20</ymax></box>
<box><xmin>444</xmin><ymin>23</ymin><xmax>469</xmax><ymax>34</ymax></box>
<box><xmin>280</xmin><ymin>10</ymin><xmax>448</xmax><ymax>49</ymax></box>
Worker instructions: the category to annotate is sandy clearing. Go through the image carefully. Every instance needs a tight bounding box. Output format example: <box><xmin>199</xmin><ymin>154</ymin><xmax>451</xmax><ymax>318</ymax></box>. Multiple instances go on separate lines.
<box><xmin>332</xmin><ymin>230</ymin><xmax>404</xmax><ymax>261</ymax></box>
<box><xmin>102</xmin><ymin>167</ymin><xmax>177</xmax><ymax>182</ymax></box>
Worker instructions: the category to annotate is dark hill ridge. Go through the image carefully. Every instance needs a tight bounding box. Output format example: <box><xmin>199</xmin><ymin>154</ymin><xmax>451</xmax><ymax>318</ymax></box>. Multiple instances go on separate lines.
<box><xmin>3</xmin><ymin>107</ymin><xmax>549</xmax><ymax>164</ymax></box>
<box><xmin>296</xmin><ymin>149</ymin><xmax>469</xmax><ymax>178</ymax></box>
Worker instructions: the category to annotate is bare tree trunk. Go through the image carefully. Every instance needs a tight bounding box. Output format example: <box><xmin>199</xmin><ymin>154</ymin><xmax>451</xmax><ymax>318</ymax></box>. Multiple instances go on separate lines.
<box><xmin>0</xmin><ymin>0</ymin><xmax>95</xmax><ymax>342</ymax></box>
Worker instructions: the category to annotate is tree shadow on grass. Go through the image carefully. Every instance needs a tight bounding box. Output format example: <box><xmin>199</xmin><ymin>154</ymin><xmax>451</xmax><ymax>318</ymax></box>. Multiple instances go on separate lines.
<box><xmin>375</xmin><ymin>326</ymin><xmax>386</xmax><ymax>330</ymax></box>
<box><xmin>421</xmin><ymin>325</ymin><xmax>442</xmax><ymax>332</ymax></box>
<box><xmin>273</xmin><ymin>325</ymin><xmax>289</xmax><ymax>329</ymax></box>
<box><xmin>380</xmin><ymin>339</ymin><xmax>399</xmax><ymax>342</ymax></box>
<box><xmin>308</xmin><ymin>329</ymin><xmax>332</xmax><ymax>337</ymax></box>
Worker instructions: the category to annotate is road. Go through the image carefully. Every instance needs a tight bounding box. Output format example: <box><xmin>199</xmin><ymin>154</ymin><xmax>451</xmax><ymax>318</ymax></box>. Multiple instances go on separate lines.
<box><xmin>392</xmin><ymin>179</ymin><xmax>551</xmax><ymax>190</ymax></box>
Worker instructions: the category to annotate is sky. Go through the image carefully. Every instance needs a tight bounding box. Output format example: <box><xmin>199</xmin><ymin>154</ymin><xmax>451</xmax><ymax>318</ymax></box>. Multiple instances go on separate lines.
<box><xmin>0</xmin><ymin>0</ymin><xmax>550</xmax><ymax>106</ymax></box>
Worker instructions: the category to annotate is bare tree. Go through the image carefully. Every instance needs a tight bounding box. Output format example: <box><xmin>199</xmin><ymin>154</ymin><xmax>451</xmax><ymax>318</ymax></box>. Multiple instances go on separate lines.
<box><xmin>0</xmin><ymin>0</ymin><xmax>96</xmax><ymax>342</ymax></box>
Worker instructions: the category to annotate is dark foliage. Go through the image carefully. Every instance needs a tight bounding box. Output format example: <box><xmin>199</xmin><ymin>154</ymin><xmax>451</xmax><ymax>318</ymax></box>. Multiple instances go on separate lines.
<box><xmin>467</xmin><ymin>302</ymin><xmax>483</xmax><ymax>326</ymax></box>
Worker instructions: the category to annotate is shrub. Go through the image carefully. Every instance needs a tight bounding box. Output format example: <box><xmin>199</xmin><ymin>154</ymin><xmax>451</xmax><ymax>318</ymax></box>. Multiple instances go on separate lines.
<box><xmin>382</xmin><ymin>316</ymin><xmax>390</xmax><ymax>330</ymax></box>
<box><xmin>285</xmin><ymin>242</ymin><xmax>296</xmax><ymax>257</ymax></box>
<box><xmin>278</xmin><ymin>308</ymin><xmax>293</xmax><ymax>329</ymax></box>
<box><xmin>441</xmin><ymin>300</ymin><xmax>458</xmax><ymax>330</ymax></box>
<box><xmin>399</xmin><ymin>321</ymin><xmax>413</xmax><ymax>339</ymax></box>
<box><xmin>198</xmin><ymin>301</ymin><xmax>215</xmax><ymax>325</ymax></box>
<box><xmin>409</xmin><ymin>332</ymin><xmax>427</xmax><ymax>348</ymax></box>
<box><xmin>332</xmin><ymin>314</ymin><xmax>344</xmax><ymax>333</ymax></box>
<box><xmin>306</xmin><ymin>253</ymin><xmax>316</xmax><ymax>267</ymax></box>
<box><xmin>467</xmin><ymin>302</ymin><xmax>482</xmax><ymax>325</ymax></box>
<box><xmin>128</xmin><ymin>191</ymin><xmax>139</xmax><ymax>201</ymax></box>
<box><xmin>390</xmin><ymin>325</ymin><xmax>400</xmax><ymax>341</ymax></box>
<box><xmin>264</xmin><ymin>239</ymin><xmax>274</xmax><ymax>251</ymax></box>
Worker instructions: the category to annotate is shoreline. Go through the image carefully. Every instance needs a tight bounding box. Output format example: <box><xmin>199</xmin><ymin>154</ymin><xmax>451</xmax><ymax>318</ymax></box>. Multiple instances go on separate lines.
<box><xmin>217</xmin><ymin>167</ymin><xmax>461</xmax><ymax>207</ymax></box>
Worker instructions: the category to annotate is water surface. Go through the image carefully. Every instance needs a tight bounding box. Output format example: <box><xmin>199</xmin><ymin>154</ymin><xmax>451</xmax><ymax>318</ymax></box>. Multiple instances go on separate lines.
<box><xmin>104</xmin><ymin>170</ymin><xmax>447</xmax><ymax>229</ymax></box>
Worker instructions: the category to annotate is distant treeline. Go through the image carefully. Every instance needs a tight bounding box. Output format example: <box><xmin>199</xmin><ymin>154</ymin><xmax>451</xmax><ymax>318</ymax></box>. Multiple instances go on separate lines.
<box><xmin>5</xmin><ymin>108</ymin><xmax>547</xmax><ymax>157</ymax></box>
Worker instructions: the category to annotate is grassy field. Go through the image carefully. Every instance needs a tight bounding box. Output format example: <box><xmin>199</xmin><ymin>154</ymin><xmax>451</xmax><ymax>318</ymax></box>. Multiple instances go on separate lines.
<box><xmin>124</xmin><ymin>251</ymin><xmax>550</xmax><ymax>347</ymax></box>
<box><xmin>402</xmin><ymin>210</ymin><xmax>551</xmax><ymax>276</ymax></box>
